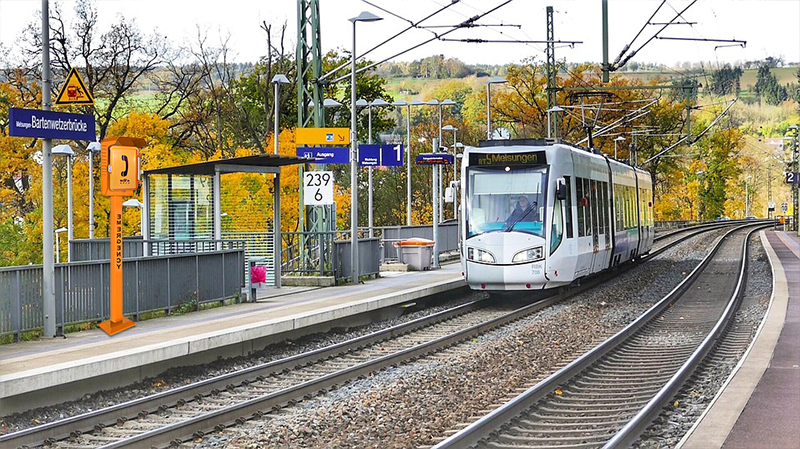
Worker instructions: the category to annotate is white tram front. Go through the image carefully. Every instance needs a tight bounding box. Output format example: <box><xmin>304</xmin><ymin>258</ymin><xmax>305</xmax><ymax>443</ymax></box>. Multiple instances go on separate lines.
<box><xmin>460</xmin><ymin>139</ymin><xmax>654</xmax><ymax>292</ymax></box>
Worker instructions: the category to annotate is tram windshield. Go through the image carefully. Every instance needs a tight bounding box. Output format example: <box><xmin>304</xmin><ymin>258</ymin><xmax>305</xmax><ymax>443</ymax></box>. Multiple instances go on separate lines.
<box><xmin>466</xmin><ymin>166</ymin><xmax>548</xmax><ymax>238</ymax></box>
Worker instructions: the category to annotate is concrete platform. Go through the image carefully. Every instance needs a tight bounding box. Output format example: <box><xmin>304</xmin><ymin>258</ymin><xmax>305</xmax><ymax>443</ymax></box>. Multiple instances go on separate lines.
<box><xmin>678</xmin><ymin>231</ymin><xmax>800</xmax><ymax>449</ymax></box>
<box><xmin>0</xmin><ymin>264</ymin><xmax>466</xmax><ymax>413</ymax></box>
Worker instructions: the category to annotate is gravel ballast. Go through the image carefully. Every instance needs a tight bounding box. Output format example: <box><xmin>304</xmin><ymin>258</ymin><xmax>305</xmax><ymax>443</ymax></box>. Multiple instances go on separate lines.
<box><xmin>635</xmin><ymin>233</ymin><xmax>773</xmax><ymax>448</ymax></box>
<box><xmin>195</xmin><ymin>230</ymin><xmax>732</xmax><ymax>448</ymax></box>
<box><xmin>0</xmin><ymin>292</ymin><xmax>484</xmax><ymax>434</ymax></box>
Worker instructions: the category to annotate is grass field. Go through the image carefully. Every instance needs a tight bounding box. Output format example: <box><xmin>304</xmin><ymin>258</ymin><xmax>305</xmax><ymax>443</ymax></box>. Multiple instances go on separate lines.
<box><xmin>382</xmin><ymin>66</ymin><xmax>798</xmax><ymax>101</ymax></box>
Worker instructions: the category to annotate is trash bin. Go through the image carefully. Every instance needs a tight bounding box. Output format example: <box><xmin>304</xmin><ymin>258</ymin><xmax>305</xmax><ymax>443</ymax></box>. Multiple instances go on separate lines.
<box><xmin>394</xmin><ymin>238</ymin><xmax>434</xmax><ymax>271</ymax></box>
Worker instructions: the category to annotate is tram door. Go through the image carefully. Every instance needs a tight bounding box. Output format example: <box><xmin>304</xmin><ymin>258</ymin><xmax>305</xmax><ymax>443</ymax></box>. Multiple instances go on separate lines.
<box><xmin>589</xmin><ymin>179</ymin><xmax>612</xmax><ymax>274</ymax></box>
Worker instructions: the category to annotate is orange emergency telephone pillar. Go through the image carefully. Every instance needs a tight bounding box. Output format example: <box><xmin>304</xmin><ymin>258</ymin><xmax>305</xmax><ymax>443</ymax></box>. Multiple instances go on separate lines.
<box><xmin>98</xmin><ymin>136</ymin><xmax>146</xmax><ymax>336</ymax></box>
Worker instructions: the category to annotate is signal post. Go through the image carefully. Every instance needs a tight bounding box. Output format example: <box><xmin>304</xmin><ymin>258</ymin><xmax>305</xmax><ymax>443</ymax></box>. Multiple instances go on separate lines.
<box><xmin>98</xmin><ymin>136</ymin><xmax>146</xmax><ymax>336</ymax></box>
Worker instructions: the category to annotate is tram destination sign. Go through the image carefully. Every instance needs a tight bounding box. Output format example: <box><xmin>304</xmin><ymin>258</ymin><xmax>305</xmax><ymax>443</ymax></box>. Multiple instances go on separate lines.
<box><xmin>9</xmin><ymin>107</ymin><xmax>96</xmax><ymax>141</ymax></box>
<box><xmin>468</xmin><ymin>151</ymin><xmax>547</xmax><ymax>167</ymax></box>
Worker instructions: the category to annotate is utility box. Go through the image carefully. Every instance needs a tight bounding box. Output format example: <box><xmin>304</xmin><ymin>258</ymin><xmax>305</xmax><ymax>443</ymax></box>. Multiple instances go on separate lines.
<box><xmin>394</xmin><ymin>238</ymin><xmax>434</xmax><ymax>271</ymax></box>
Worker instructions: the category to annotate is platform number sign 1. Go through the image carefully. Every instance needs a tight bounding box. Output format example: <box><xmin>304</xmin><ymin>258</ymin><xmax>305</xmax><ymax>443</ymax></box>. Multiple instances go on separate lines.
<box><xmin>304</xmin><ymin>171</ymin><xmax>334</xmax><ymax>205</ymax></box>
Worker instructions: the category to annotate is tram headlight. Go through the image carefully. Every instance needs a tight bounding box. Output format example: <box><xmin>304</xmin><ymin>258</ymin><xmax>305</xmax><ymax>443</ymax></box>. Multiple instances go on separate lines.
<box><xmin>512</xmin><ymin>246</ymin><xmax>543</xmax><ymax>264</ymax></box>
<box><xmin>467</xmin><ymin>247</ymin><xmax>496</xmax><ymax>264</ymax></box>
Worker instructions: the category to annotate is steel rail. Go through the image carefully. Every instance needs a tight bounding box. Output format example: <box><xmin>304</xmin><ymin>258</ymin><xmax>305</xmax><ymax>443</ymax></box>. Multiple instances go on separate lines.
<box><xmin>0</xmin><ymin>292</ymin><xmax>480</xmax><ymax>447</ymax></box>
<box><xmin>603</xmin><ymin>224</ymin><xmax>766</xmax><ymax>447</ymax></box>
<box><xmin>432</xmin><ymin>222</ymin><xmax>764</xmax><ymax>449</ymax></box>
<box><xmin>2</xmin><ymin>222</ymin><xmax>731</xmax><ymax>449</ymax></box>
<box><xmin>104</xmin><ymin>223</ymin><xmax>731</xmax><ymax>449</ymax></box>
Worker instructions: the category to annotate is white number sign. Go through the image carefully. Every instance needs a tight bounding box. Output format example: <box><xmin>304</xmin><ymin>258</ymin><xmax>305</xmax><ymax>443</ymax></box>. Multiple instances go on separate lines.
<box><xmin>303</xmin><ymin>171</ymin><xmax>334</xmax><ymax>205</ymax></box>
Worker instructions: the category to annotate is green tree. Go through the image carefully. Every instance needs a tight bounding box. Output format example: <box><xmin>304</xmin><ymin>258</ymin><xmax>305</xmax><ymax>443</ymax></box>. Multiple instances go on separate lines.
<box><xmin>754</xmin><ymin>64</ymin><xmax>788</xmax><ymax>106</ymax></box>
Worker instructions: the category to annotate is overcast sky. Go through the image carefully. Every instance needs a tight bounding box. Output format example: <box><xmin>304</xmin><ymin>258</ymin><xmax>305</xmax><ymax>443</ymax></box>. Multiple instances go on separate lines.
<box><xmin>1</xmin><ymin>0</ymin><xmax>798</xmax><ymax>68</ymax></box>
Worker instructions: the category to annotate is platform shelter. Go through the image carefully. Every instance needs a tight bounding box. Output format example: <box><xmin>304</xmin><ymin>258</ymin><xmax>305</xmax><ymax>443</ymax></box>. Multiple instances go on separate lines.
<box><xmin>142</xmin><ymin>153</ymin><xmax>311</xmax><ymax>288</ymax></box>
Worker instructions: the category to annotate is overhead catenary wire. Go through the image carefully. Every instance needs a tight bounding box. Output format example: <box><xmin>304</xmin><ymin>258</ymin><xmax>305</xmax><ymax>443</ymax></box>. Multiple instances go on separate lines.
<box><xmin>327</xmin><ymin>0</ymin><xmax>517</xmax><ymax>85</ymax></box>
<box><xmin>643</xmin><ymin>98</ymin><xmax>738</xmax><ymax>165</ymax></box>
<box><xmin>318</xmin><ymin>0</ymin><xmax>458</xmax><ymax>83</ymax></box>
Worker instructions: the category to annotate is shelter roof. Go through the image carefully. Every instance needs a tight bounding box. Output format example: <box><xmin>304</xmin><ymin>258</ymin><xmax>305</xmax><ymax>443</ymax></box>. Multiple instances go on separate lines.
<box><xmin>144</xmin><ymin>153</ymin><xmax>312</xmax><ymax>176</ymax></box>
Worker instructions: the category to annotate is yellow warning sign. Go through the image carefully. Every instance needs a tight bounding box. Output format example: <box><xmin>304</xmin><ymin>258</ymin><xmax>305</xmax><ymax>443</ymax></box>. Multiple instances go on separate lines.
<box><xmin>55</xmin><ymin>68</ymin><xmax>95</xmax><ymax>106</ymax></box>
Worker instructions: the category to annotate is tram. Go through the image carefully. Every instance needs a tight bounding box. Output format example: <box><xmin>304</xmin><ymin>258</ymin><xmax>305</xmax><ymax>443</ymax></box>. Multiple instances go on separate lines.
<box><xmin>459</xmin><ymin>139</ymin><xmax>654</xmax><ymax>291</ymax></box>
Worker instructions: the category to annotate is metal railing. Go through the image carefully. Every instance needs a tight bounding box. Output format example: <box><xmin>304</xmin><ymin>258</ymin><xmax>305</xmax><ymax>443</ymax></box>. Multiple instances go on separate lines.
<box><xmin>0</xmin><ymin>249</ymin><xmax>245</xmax><ymax>341</ymax></box>
<box><xmin>375</xmin><ymin>222</ymin><xmax>459</xmax><ymax>262</ymax></box>
<box><xmin>70</xmin><ymin>238</ymin><xmax>246</xmax><ymax>260</ymax></box>
<box><xmin>281</xmin><ymin>231</ymin><xmax>338</xmax><ymax>277</ymax></box>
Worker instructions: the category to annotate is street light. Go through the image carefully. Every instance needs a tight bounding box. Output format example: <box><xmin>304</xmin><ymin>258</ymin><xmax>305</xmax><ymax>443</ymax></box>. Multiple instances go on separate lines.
<box><xmin>442</xmin><ymin>125</ymin><xmax>459</xmax><ymax>217</ymax></box>
<box><xmin>271</xmin><ymin>74</ymin><xmax>290</xmax><ymax>155</ymax></box>
<box><xmin>53</xmin><ymin>144</ymin><xmax>74</xmax><ymax>261</ymax></box>
<box><xmin>614</xmin><ymin>135</ymin><xmax>625</xmax><ymax>159</ymax></box>
<box><xmin>393</xmin><ymin>98</ymin><xmax>427</xmax><ymax>225</ymax></box>
<box><xmin>86</xmin><ymin>142</ymin><xmax>101</xmax><ymax>239</ymax></box>
<box><xmin>55</xmin><ymin>227</ymin><xmax>67</xmax><ymax>263</ymax></box>
<box><xmin>696</xmin><ymin>170</ymin><xmax>705</xmax><ymax>221</ymax></box>
<box><xmin>486</xmin><ymin>76</ymin><xmax>507</xmax><ymax>140</ymax></box>
<box><xmin>745</xmin><ymin>174</ymin><xmax>752</xmax><ymax>218</ymax></box>
<box><xmin>349</xmin><ymin>10</ymin><xmax>383</xmax><ymax>285</ymax></box>
<box><xmin>546</xmin><ymin>106</ymin><xmax>565</xmax><ymax>139</ymax></box>
<box><xmin>436</xmin><ymin>99</ymin><xmax>456</xmax><ymax>221</ymax></box>
<box><xmin>356</xmin><ymin>98</ymin><xmax>390</xmax><ymax>238</ymax></box>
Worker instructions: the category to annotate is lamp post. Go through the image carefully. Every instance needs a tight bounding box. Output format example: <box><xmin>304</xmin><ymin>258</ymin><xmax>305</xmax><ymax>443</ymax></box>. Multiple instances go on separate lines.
<box><xmin>55</xmin><ymin>227</ymin><xmax>67</xmax><ymax>263</ymax></box>
<box><xmin>696</xmin><ymin>170</ymin><xmax>705</xmax><ymax>221</ymax></box>
<box><xmin>614</xmin><ymin>135</ymin><xmax>625</xmax><ymax>159</ymax></box>
<box><xmin>442</xmin><ymin>124</ymin><xmax>459</xmax><ymax>217</ymax></box>
<box><xmin>53</xmin><ymin>144</ymin><xmax>74</xmax><ymax>261</ymax></box>
<box><xmin>745</xmin><ymin>174</ymin><xmax>752</xmax><ymax>218</ymax></box>
<box><xmin>546</xmin><ymin>106</ymin><xmax>565</xmax><ymax>139</ymax></box>
<box><xmin>87</xmin><ymin>142</ymin><xmax>101</xmax><ymax>239</ymax></box>
<box><xmin>271</xmin><ymin>74</ymin><xmax>290</xmax><ymax>155</ymax></box>
<box><xmin>356</xmin><ymin>98</ymin><xmax>389</xmax><ymax>238</ymax></box>
<box><xmin>435</xmin><ymin>99</ymin><xmax>455</xmax><ymax>221</ymax></box>
<box><xmin>123</xmin><ymin>199</ymin><xmax>145</xmax><ymax>234</ymax></box>
<box><xmin>789</xmin><ymin>124</ymin><xmax>799</xmax><ymax>233</ymax></box>
<box><xmin>349</xmin><ymin>10</ymin><xmax>383</xmax><ymax>285</ymax></box>
<box><xmin>393</xmin><ymin>99</ymin><xmax>426</xmax><ymax>225</ymax></box>
<box><xmin>486</xmin><ymin>76</ymin><xmax>507</xmax><ymax>140</ymax></box>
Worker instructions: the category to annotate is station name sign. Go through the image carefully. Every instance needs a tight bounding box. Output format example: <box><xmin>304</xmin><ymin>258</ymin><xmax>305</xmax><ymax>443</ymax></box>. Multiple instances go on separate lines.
<box><xmin>469</xmin><ymin>151</ymin><xmax>547</xmax><ymax>166</ymax></box>
<box><xmin>9</xmin><ymin>108</ymin><xmax>96</xmax><ymax>141</ymax></box>
<box><xmin>8</xmin><ymin>108</ymin><xmax>96</xmax><ymax>142</ymax></box>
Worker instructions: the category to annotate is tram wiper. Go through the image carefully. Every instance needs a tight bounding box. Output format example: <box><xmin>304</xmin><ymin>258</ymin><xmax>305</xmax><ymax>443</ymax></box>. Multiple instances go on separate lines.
<box><xmin>505</xmin><ymin>202</ymin><xmax>537</xmax><ymax>232</ymax></box>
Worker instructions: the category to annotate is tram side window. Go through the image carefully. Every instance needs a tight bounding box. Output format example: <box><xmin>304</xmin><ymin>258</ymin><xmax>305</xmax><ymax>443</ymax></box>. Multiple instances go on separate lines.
<box><xmin>564</xmin><ymin>176</ymin><xmax>574</xmax><ymax>239</ymax></box>
<box><xmin>602</xmin><ymin>181</ymin><xmax>608</xmax><ymax>235</ymax></box>
<box><xmin>585</xmin><ymin>178</ymin><xmax>593</xmax><ymax>236</ymax></box>
<box><xmin>590</xmin><ymin>179</ymin><xmax>598</xmax><ymax>237</ymax></box>
<box><xmin>576</xmin><ymin>177</ymin><xmax>585</xmax><ymax>237</ymax></box>
<box><xmin>588</xmin><ymin>180</ymin><xmax>595</xmax><ymax>236</ymax></box>
<box><xmin>625</xmin><ymin>186</ymin><xmax>632</xmax><ymax>230</ymax></box>
<box><xmin>614</xmin><ymin>184</ymin><xmax>622</xmax><ymax>231</ymax></box>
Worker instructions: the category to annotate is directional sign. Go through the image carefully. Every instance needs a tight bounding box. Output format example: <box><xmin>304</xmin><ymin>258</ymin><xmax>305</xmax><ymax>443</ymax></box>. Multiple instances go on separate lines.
<box><xmin>359</xmin><ymin>144</ymin><xmax>381</xmax><ymax>166</ymax></box>
<box><xmin>9</xmin><ymin>107</ymin><xmax>96</xmax><ymax>141</ymax></box>
<box><xmin>358</xmin><ymin>144</ymin><xmax>404</xmax><ymax>167</ymax></box>
<box><xmin>303</xmin><ymin>171</ymin><xmax>334</xmax><ymax>205</ymax></box>
<box><xmin>416</xmin><ymin>153</ymin><xmax>454</xmax><ymax>165</ymax></box>
<box><xmin>55</xmin><ymin>67</ymin><xmax>95</xmax><ymax>106</ymax></box>
<box><xmin>782</xmin><ymin>203</ymin><xmax>789</xmax><ymax>213</ymax></box>
<box><xmin>296</xmin><ymin>127</ymin><xmax>350</xmax><ymax>145</ymax></box>
<box><xmin>786</xmin><ymin>172</ymin><xmax>799</xmax><ymax>184</ymax></box>
<box><xmin>297</xmin><ymin>146</ymin><xmax>350</xmax><ymax>164</ymax></box>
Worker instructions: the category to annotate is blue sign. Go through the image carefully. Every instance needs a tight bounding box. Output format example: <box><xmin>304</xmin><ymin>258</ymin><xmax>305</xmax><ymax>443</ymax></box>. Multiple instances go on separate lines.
<box><xmin>297</xmin><ymin>146</ymin><xmax>350</xmax><ymax>164</ymax></box>
<box><xmin>9</xmin><ymin>108</ymin><xmax>96</xmax><ymax>141</ymax></box>
<box><xmin>416</xmin><ymin>153</ymin><xmax>454</xmax><ymax>165</ymax></box>
<box><xmin>359</xmin><ymin>144</ymin><xmax>381</xmax><ymax>166</ymax></box>
<box><xmin>357</xmin><ymin>144</ymin><xmax>405</xmax><ymax>167</ymax></box>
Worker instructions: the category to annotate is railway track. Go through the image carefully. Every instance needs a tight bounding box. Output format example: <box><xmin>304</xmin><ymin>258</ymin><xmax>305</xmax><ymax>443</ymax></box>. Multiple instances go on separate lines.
<box><xmin>0</xmin><ymin>222</ymin><xmax>737</xmax><ymax>449</ymax></box>
<box><xmin>432</xmin><ymin>222</ymin><xmax>768</xmax><ymax>449</ymax></box>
